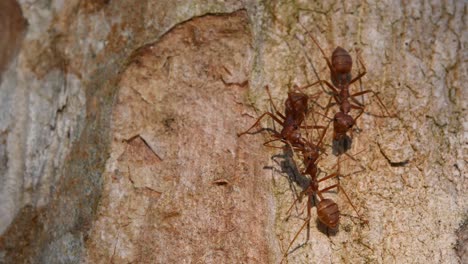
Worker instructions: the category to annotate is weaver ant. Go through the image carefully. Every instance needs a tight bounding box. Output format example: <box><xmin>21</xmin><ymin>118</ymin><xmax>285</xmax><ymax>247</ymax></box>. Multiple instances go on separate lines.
<box><xmin>297</xmin><ymin>24</ymin><xmax>393</xmax><ymax>155</ymax></box>
<box><xmin>237</xmin><ymin>85</ymin><xmax>324</xmax><ymax>149</ymax></box>
<box><xmin>280</xmin><ymin>122</ymin><xmax>366</xmax><ymax>262</ymax></box>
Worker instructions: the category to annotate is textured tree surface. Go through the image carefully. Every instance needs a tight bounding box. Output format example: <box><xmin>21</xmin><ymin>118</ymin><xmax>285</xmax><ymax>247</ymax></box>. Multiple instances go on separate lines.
<box><xmin>0</xmin><ymin>1</ymin><xmax>466</xmax><ymax>264</ymax></box>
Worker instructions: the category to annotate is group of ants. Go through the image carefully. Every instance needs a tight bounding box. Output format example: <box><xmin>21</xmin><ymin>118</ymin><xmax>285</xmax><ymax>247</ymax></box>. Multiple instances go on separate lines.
<box><xmin>237</xmin><ymin>30</ymin><xmax>394</xmax><ymax>260</ymax></box>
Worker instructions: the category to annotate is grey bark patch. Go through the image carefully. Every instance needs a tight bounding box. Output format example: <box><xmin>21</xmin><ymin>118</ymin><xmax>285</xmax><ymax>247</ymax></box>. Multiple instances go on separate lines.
<box><xmin>456</xmin><ymin>219</ymin><xmax>468</xmax><ymax>263</ymax></box>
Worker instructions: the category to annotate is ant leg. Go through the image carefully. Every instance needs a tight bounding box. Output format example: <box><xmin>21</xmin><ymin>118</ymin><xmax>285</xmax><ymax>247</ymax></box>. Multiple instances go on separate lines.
<box><xmin>300</xmin><ymin>125</ymin><xmax>327</xmax><ymax>130</ymax></box>
<box><xmin>302</xmin><ymin>114</ymin><xmax>331</xmax><ymax>154</ymax></box>
<box><xmin>350</xmin><ymin>49</ymin><xmax>367</xmax><ymax>110</ymax></box>
<box><xmin>331</xmin><ymin>148</ymin><xmax>367</xmax><ymax>171</ymax></box>
<box><xmin>297</xmin><ymin>21</ymin><xmax>335</xmax><ymax>74</ymax></box>
<box><xmin>263</xmin><ymin>137</ymin><xmax>285</xmax><ymax>149</ymax></box>
<box><xmin>348</xmin><ymin>71</ymin><xmax>366</xmax><ymax>86</ymax></box>
<box><xmin>310</xmin><ymin>80</ymin><xmax>339</xmax><ymax>95</ymax></box>
<box><xmin>336</xmin><ymin>156</ymin><xmax>343</xmax><ymax>192</ymax></box>
<box><xmin>316</xmin><ymin>190</ymin><xmax>325</xmax><ymax>201</ymax></box>
<box><xmin>300</xmin><ymin>122</ymin><xmax>327</xmax><ymax>142</ymax></box>
<box><xmin>237</xmin><ymin>112</ymin><xmax>284</xmax><ymax>137</ymax></box>
<box><xmin>353</xmin><ymin>107</ymin><xmax>365</xmax><ymax>124</ymax></box>
<box><xmin>348</xmin><ymin>103</ymin><xmax>366</xmax><ymax>125</ymax></box>
<box><xmin>293</xmin><ymin>84</ymin><xmax>323</xmax><ymax>100</ymax></box>
<box><xmin>309</xmin><ymin>102</ymin><xmax>332</xmax><ymax>140</ymax></box>
<box><xmin>317</xmin><ymin>172</ymin><xmax>338</xmax><ymax>184</ymax></box>
<box><xmin>349</xmin><ymin>50</ymin><xmax>367</xmax><ymax>85</ymax></box>
<box><xmin>294</xmin><ymin>23</ymin><xmax>339</xmax><ymax>115</ymax></box>
<box><xmin>314</xmin><ymin>109</ymin><xmax>333</xmax><ymax>123</ymax></box>
<box><xmin>351</xmin><ymin>90</ymin><xmax>394</xmax><ymax>117</ymax></box>
<box><xmin>316</xmin><ymin>118</ymin><xmax>331</xmax><ymax>149</ymax></box>
<box><xmin>306</xmin><ymin>194</ymin><xmax>312</xmax><ymax>241</ymax></box>
<box><xmin>311</xmin><ymin>96</ymin><xmax>335</xmax><ymax>133</ymax></box>
<box><xmin>302</xmin><ymin>124</ymin><xmax>328</xmax><ymax>145</ymax></box>
<box><xmin>310</xmin><ymin>81</ymin><xmax>340</xmax><ymax>124</ymax></box>
<box><xmin>350</xmin><ymin>90</ymin><xmax>371</xmax><ymax>98</ymax></box>
<box><xmin>349</xmin><ymin>90</ymin><xmax>365</xmax><ymax>107</ymax></box>
<box><xmin>331</xmin><ymin>154</ymin><xmax>365</xmax><ymax>192</ymax></box>
<box><xmin>265</xmin><ymin>85</ymin><xmax>286</xmax><ymax>119</ymax></box>
<box><xmin>350</xmin><ymin>102</ymin><xmax>364</xmax><ymax>111</ymax></box>
<box><xmin>286</xmin><ymin>189</ymin><xmax>306</xmax><ymax>216</ymax></box>
<box><xmin>281</xmin><ymin>213</ymin><xmax>311</xmax><ymax>263</ymax></box>
<box><xmin>320</xmin><ymin>184</ymin><xmax>366</xmax><ymax>224</ymax></box>
<box><xmin>356</xmin><ymin>49</ymin><xmax>367</xmax><ymax>71</ymax></box>
<box><xmin>282</xmin><ymin>184</ymin><xmax>314</xmax><ymax>262</ymax></box>
<box><xmin>301</xmin><ymin>110</ymin><xmax>313</xmax><ymax>141</ymax></box>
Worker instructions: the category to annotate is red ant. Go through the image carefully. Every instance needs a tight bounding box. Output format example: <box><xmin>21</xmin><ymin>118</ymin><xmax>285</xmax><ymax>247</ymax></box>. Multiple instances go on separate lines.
<box><xmin>281</xmin><ymin>172</ymin><xmax>365</xmax><ymax>263</ymax></box>
<box><xmin>279</xmin><ymin>123</ymin><xmax>366</xmax><ymax>262</ymax></box>
<box><xmin>237</xmin><ymin>85</ymin><xmax>324</xmax><ymax>149</ymax></box>
<box><xmin>297</xmin><ymin>24</ymin><xmax>394</xmax><ymax>154</ymax></box>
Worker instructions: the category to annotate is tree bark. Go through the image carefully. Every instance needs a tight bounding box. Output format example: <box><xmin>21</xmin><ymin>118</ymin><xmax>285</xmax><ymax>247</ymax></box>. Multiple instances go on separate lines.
<box><xmin>0</xmin><ymin>1</ymin><xmax>465</xmax><ymax>263</ymax></box>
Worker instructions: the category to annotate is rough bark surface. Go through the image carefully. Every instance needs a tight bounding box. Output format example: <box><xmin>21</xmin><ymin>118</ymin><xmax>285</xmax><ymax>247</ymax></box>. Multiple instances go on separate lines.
<box><xmin>84</xmin><ymin>11</ymin><xmax>276</xmax><ymax>263</ymax></box>
<box><xmin>0</xmin><ymin>1</ymin><xmax>466</xmax><ymax>264</ymax></box>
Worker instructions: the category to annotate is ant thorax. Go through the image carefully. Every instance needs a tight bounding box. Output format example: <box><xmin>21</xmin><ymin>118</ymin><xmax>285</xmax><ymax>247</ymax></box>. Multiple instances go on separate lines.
<box><xmin>285</xmin><ymin>92</ymin><xmax>308</xmax><ymax>118</ymax></box>
<box><xmin>332</xmin><ymin>72</ymin><xmax>352</xmax><ymax>87</ymax></box>
<box><xmin>339</xmin><ymin>100</ymin><xmax>352</xmax><ymax>114</ymax></box>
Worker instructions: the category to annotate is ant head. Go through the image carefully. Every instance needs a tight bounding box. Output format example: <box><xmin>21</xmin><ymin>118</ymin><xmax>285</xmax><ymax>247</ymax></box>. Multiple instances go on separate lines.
<box><xmin>333</xmin><ymin>112</ymin><xmax>355</xmax><ymax>133</ymax></box>
<box><xmin>281</xmin><ymin>125</ymin><xmax>301</xmax><ymax>141</ymax></box>
<box><xmin>303</xmin><ymin>145</ymin><xmax>319</xmax><ymax>164</ymax></box>
<box><xmin>286</xmin><ymin>92</ymin><xmax>308</xmax><ymax>114</ymax></box>
<box><xmin>317</xmin><ymin>199</ymin><xmax>340</xmax><ymax>228</ymax></box>
<box><xmin>332</xmin><ymin>47</ymin><xmax>352</xmax><ymax>74</ymax></box>
<box><xmin>304</xmin><ymin>149</ymin><xmax>319</xmax><ymax>163</ymax></box>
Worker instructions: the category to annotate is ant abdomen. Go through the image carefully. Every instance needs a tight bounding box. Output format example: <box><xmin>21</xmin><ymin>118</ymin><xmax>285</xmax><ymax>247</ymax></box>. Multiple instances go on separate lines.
<box><xmin>317</xmin><ymin>199</ymin><xmax>340</xmax><ymax>228</ymax></box>
<box><xmin>332</xmin><ymin>47</ymin><xmax>353</xmax><ymax>73</ymax></box>
<box><xmin>331</xmin><ymin>47</ymin><xmax>352</xmax><ymax>86</ymax></box>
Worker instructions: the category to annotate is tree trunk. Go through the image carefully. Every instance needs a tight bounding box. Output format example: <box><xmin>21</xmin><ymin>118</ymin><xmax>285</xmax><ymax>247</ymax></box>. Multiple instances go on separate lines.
<box><xmin>0</xmin><ymin>1</ymin><xmax>466</xmax><ymax>263</ymax></box>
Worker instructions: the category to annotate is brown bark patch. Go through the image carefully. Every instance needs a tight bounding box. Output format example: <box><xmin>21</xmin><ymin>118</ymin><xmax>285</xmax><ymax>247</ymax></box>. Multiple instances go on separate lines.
<box><xmin>0</xmin><ymin>0</ymin><xmax>27</xmax><ymax>81</ymax></box>
<box><xmin>84</xmin><ymin>10</ymin><xmax>277</xmax><ymax>263</ymax></box>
